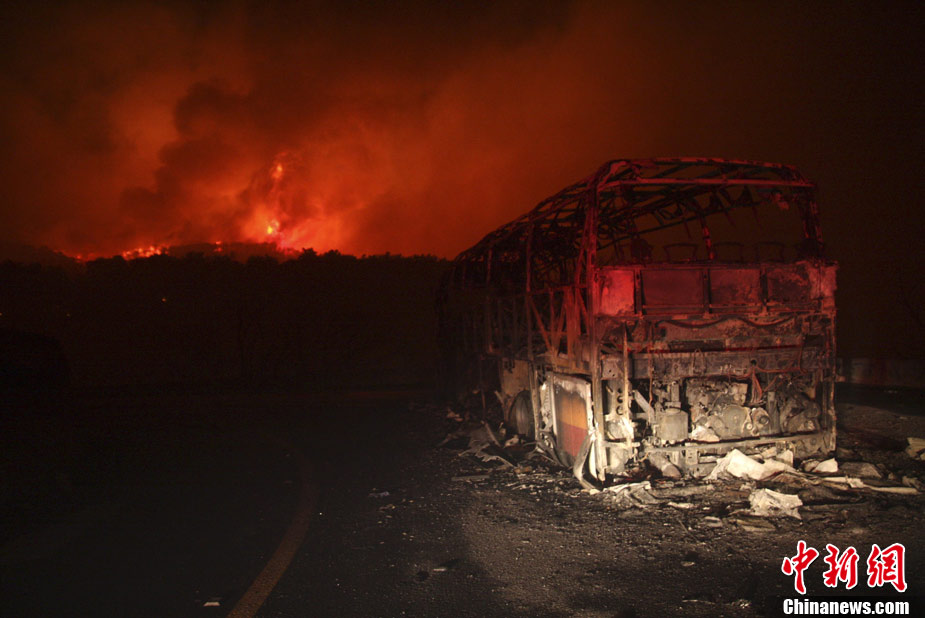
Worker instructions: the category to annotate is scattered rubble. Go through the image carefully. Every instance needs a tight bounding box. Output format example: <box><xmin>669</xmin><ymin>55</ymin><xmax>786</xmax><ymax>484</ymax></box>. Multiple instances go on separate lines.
<box><xmin>839</xmin><ymin>462</ymin><xmax>882</xmax><ymax>479</ymax></box>
<box><xmin>759</xmin><ymin>446</ymin><xmax>793</xmax><ymax>467</ymax></box>
<box><xmin>706</xmin><ymin>449</ymin><xmax>795</xmax><ymax>481</ymax></box>
<box><xmin>432</xmin><ymin>558</ymin><xmax>461</xmax><ymax>573</ymax></box>
<box><xmin>451</xmin><ymin>474</ymin><xmax>491</xmax><ymax>483</ymax></box>
<box><xmin>906</xmin><ymin>437</ymin><xmax>925</xmax><ymax>460</ymax></box>
<box><xmin>748</xmin><ymin>488</ymin><xmax>802</xmax><ymax>519</ymax></box>
<box><xmin>730</xmin><ymin>516</ymin><xmax>777</xmax><ymax>532</ymax></box>
<box><xmin>649</xmin><ymin>484</ymin><xmax>715</xmax><ymax>499</ymax></box>
<box><xmin>647</xmin><ymin>453</ymin><xmax>682</xmax><ymax>479</ymax></box>
<box><xmin>601</xmin><ymin>481</ymin><xmax>658</xmax><ymax>508</ymax></box>
<box><xmin>701</xmin><ymin>516</ymin><xmax>723</xmax><ymax>528</ymax></box>
<box><xmin>804</xmin><ymin>458</ymin><xmax>838</xmax><ymax>473</ymax></box>
<box><xmin>440</xmin><ymin>415</ymin><xmax>517</xmax><ymax>467</ymax></box>
<box><xmin>437</xmin><ymin>407</ymin><xmax>922</xmax><ymax>528</ymax></box>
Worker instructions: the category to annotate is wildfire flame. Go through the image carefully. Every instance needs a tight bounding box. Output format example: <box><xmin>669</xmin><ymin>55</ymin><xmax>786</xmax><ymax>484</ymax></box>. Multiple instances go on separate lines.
<box><xmin>235</xmin><ymin>155</ymin><xmax>334</xmax><ymax>255</ymax></box>
<box><xmin>121</xmin><ymin>245</ymin><xmax>165</xmax><ymax>260</ymax></box>
<box><xmin>84</xmin><ymin>155</ymin><xmax>342</xmax><ymax>261</ymax></box>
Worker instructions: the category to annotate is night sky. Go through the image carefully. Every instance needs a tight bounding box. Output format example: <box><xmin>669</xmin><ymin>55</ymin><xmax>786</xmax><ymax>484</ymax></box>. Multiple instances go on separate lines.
<box><xmin>0</xmin><ymin>1</ymin><xmax>922</xmax><ymax>356</ymax></box>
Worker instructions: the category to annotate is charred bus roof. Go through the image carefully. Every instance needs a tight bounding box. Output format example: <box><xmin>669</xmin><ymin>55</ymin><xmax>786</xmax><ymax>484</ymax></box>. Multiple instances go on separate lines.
<box><xmin>453</xmin><ymin>158</ymin><xmax>824</xmax><ymax>291</ymax></box>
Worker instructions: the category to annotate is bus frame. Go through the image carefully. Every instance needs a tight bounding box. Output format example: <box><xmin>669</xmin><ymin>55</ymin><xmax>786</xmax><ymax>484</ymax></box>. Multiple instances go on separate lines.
<box><xmin>441</xmin><ymin>158</ymin><xmax>837</xmax><ymax>484</ymax></box>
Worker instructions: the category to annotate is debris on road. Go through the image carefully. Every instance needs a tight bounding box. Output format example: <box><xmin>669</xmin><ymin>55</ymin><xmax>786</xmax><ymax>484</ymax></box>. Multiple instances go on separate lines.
<box><xmin>701</xmin><ymin>516</ymin><xmax>723</xmax><ymax>528</ymax></box>
<box><xmin>839</xmin><ymin>462</ymin><xmax>882</xmax><ymax>479</ymax></box>
<box><xmin>906</xmin><ymin>437</ymin><xmax>925</xmax><ymax>460</ymax></box>
<box><xmin>295</xmin><ymin>398</ymin><xmax>924</xmax><ymax>618</ymax></box>
<box><xmin>749</xmin><ymin>488</ymin><xmax>803</xmax><ymax>519</ymax></box>
<box><xmin>647</xmin><ymin>453</ymin><xmax>682</xmax><ymax>479</ymax></box>
<box><xmin>795</xmin><ymin>474</ymin><xmax>918</xmax><ymax>494</ymax></box>
<box><xmin>602</xmin><ymin>481</ymin><xmax>657</xmax><ymax>508</ymax></box>
<box><xmin>440</xmin><ymin>419</ymin><xmax>520</xmax><ymax>467</ymax></box>
<box><xmin>759</xmin><ymin>446</ymin><xmax>794</xmax><ymax>467</ymax></box>
<box><xmin>649</xmin><ymin>484</ymin><xmax>715</xmax><ymax>500</ymax></box>
<box><xmin>706</xmin><ymin>449</ymin><xmax>795</xmax><ymax>481</ymax></box>
<box><xmin>434</xmin><ymin>399</ymin><xmax>921</xmax><ymax>533</ymax></box>
<box><xmin>804</xmin><ymin>458</ymin><xmax>838</xmax><ymax>473</ymax></box>
<box><xmin>451</xmin><ymin>474</ymin><xmax>491</xmax><ymax>483</ymax></box>
<box><xmin>432</xmin><ymin>558</ymin><xmax>461</xmax><ymax>573</ymax></box>
<box><xmin>731</xmin><ymin>516</ymin><xmax>778</xmax><ymax>532</ymax></box>
<box><xmin>461</xmin><ymin>442</ymin><xmax>516</xmax><ymax>467</ymax></box>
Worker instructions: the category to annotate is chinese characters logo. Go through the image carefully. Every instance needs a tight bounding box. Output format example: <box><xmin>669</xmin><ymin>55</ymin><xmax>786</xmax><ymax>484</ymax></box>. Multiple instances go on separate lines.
<box><xmin>782</xmin><ymin>541</ymin><xmax>906</xmax><ymax>594</ymax></box>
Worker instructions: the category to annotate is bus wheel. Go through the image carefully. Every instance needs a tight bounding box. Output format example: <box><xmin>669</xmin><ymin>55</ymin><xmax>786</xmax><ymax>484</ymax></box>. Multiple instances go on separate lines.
<box><xmin>507</xmin><ymin>391</ymin><xmax>536</xmax><ymax>441</ymax></box>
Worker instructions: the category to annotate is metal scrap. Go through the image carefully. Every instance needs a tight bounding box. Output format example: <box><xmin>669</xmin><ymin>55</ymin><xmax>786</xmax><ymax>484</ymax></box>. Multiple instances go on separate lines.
<box><xmin>749</xmin><ymin>488</ymin><xmax>803</xmax><ymax>519</ymax></box>
<box><xmin>804</xmin><ymin>458</ymin><xmax>838</xmax><ymax>473</ymax></box>
<box><xmin>820</xmin><ymin>477</ymin><xmax>918</xmax><ymax>495</ymax></box>
<box><xmin>647</xmin><ymin>452</ymin><xmax>682</xmax><ymax>479</ymax></box>
<box><xmin>706</xmin><ymin>448</ymin><xmax>795</xmax><ymax>481</ymax></box>
<box><xmin>602</xmin><ymin>480</ymin><xmax>657</xmax><ymax>507</ymax></box>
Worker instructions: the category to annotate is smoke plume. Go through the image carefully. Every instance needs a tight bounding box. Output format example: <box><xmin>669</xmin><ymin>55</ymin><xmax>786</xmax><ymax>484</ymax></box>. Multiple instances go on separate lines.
<box><xmin>0</xmin><ymin>1</ymin><xmax>920</xmax><ymax>263</ymax></box>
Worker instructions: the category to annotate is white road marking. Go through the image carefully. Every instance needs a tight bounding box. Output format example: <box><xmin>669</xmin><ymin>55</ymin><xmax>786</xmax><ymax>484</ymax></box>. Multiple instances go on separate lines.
<box><xmin>227</xmin><ymin>442</ymin><xmax>316</xmax><ymax>618</ymax></box>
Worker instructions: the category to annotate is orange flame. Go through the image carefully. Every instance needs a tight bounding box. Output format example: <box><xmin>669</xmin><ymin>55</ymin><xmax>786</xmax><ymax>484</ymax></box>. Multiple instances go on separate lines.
<box><xmin>121</xmin><ymin>245</ymin><xmax>165</xmax><ymax>260</ymax></box>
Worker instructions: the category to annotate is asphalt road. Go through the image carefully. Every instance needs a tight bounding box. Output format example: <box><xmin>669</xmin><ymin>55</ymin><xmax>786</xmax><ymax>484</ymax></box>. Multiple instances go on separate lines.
<box><xmin>2</xmin><ymin>385</ymin><xmax>922</xmax><ymax>618</ymax></box>
<box><xmin>1</xmin><ymin>389</ymin><xmax>314</xmax><ymax>618</ymax></box>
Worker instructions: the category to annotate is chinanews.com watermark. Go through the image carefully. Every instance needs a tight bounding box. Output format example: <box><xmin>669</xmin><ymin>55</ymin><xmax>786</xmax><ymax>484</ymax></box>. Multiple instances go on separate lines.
<box><xmin>779</xmin><ymin>541</ymin><xmax>914</xmax><ymax>615</ymax></box>
<box><xmin>782</xmin><ymin>598</ymin><xmax>909</xmax><ymax>615</ymax></box>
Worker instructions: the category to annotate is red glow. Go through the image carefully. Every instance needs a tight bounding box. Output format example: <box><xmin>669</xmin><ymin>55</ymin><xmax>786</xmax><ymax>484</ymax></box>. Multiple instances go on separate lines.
<box><xmin>121</xmin><ymin>245</ymin><xmax>165</xmax><ymax>260</ymax></box>
<box><xmin>0</xmin><ymin>1</ymin><xmax>918</xmax><ymax>269</ymax></box>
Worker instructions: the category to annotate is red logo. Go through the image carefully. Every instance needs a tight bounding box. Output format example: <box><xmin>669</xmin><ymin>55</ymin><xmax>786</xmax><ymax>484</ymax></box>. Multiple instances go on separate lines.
<box><xmin>783</xmin><ymin>542</ymin><xmax>908</xmax><ymax>594</ymax></box>
<box><xmin>822</xmin><ymin>544</ymin><xmax>859</xmax><ymax>589</ymax></box>
<box><xmin>867</xmin><ymin>543</ymin><xmax>907</xmax><ymax>593</ymax></box>
<box><xmin>782</xmin><ymin>540</ymin><xmax>819</xmax><ymax>595</ymax></box>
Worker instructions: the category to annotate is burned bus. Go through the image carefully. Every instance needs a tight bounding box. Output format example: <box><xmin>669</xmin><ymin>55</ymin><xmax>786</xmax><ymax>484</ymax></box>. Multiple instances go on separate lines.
<box><xmin>441</xmin><ymin>158</ymin><xmax>837</xmax><ymax>485</ymax></box>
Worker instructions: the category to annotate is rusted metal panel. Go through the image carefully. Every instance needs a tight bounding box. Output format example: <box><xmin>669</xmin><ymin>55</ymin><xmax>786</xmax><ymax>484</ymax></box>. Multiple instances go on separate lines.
<box><xmin>596</xmin><ymin>269</ymin><xmax>635</xmax><ymax>315</ymax></box>
<box><xmin>550</xmin><ymin>374</ymin><xmax>595</xmax><ymax>470</ymax></box>
<box><xmin>641</xmin><ymin>268</ymin><xmax>704</xmax><ymax>311</ymax></box>
<box><xmin>709</xmin><ymin>267</ymin><xmax>761</xmax><ymax>306</ymax></box>
<box><xmin>554</xmin><ymin>386</ymin><xmax>588</xmax><ymax>459</ymax></box>
<box><xmin>767</xmin><ymin>264</ymin><xmax>811</xmax><ymax>304</ymax></box>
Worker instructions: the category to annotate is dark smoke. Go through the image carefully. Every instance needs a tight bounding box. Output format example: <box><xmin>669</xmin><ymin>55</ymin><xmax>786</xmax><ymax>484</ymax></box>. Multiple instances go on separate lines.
<box><xmin>0</xmin><ymin>1</ymin><xmax>921</xmax><ymax>276</ymax></box>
